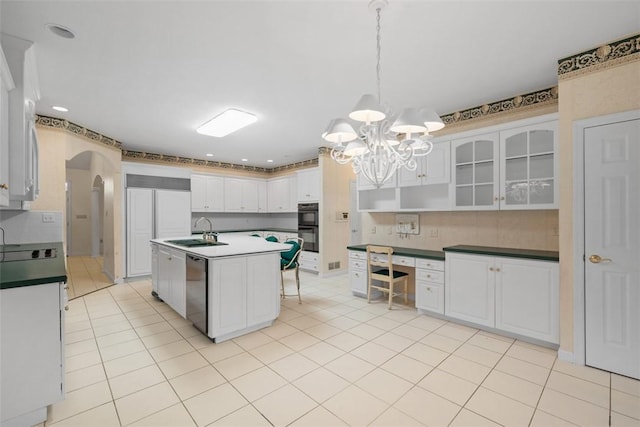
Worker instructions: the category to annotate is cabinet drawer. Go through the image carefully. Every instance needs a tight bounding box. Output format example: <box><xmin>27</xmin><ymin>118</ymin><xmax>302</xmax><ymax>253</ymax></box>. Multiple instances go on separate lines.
<box><xmin>350</xmin><ymin>259</ymin><xmax>367</xmax><ymax>271</ymax></box>
<box><xmin>300</xmin><ymin>251</ymin><xmax>318</xmax><ymax>263</ymax></box>
<box><xmin>415</xmin><ymin>258</ymin><xmax>444</xmax><ymax>271</ymax></box>
<box><xmin>391</xmin><ymin>255</ymin><xmax>415</xmax><ymax>267</ymax></box>
<box><xmin>416</xmin><ymin>268</ymin><xmax>444</xmax><ymax>283</ymax></box>
<box><xmin>349</xmin><ymin>251</ymin><xmax>366</xmax><ymax>261</ymax></box>
<box><xmin>350</xmin><ymin>270</ymin><xmax>367</xmax><ymax>295</ymax></box>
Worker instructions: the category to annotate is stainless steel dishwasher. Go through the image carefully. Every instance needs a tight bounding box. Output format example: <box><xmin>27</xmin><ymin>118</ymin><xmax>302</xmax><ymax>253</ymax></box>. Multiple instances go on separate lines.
<box><xmin>186</xmin><ymin>254</ymin><xmax>208</xmax><ymax>335</ymax></box>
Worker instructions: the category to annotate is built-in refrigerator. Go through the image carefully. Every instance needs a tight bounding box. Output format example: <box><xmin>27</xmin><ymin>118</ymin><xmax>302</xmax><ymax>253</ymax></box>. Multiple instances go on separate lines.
<box><xmin>126</xmin><ymin>178</ymin><xmax>191</xmax><ymax>277</ymax></box>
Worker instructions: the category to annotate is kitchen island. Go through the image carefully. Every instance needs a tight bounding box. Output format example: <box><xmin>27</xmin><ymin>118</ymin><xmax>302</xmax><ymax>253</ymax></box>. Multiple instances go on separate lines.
<box><xmin>151</xmin><ymin>234</ymin><xmax>292</xmax><ymax>342</ymax></box>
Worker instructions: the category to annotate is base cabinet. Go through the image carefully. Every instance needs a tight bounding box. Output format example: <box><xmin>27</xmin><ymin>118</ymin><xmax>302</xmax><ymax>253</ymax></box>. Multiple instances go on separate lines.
<box><xmin>157</xmin><ymin>246</ymin><xmax>186</xmax><ymax>318</ymax></box>
<box><xmin>209</xmin><ymin>253</ymin><xmax>280</xmax><ymax>341</ymax></box>
<box><xmin>348</xmin><ymin>250</ymin><xmax>368</xmax><ymax>296</ymax></box>
<box><xmin>299</xmin><ymin>250</ymin><xmax>319</xmax><ymax>273</ymax></box>
<box><xmin>445</xmin><ymin>252</ymin><xmax>559</xmax><ymax>344</ymax></box>
<box><xmin>1</xmin><ymin>282</ymin><xmax>65</xmax><ymax>426</ymax></box>
<box><xmin>415</xmin><ymin>259</ymin><xmax>445</xmax><ymax>314</ymax></box>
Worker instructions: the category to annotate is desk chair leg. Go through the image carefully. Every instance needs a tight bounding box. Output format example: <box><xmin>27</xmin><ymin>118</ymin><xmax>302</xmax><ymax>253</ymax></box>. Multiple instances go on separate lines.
<box><xmin>388</xmin><ymin>282</ymin><xmax>394</xmax><ymax>310</ymax></box>
<box><xmin>295</xmin><ymin>267</ymin><xmax>301</xmax><ymax>304</ymax></box>
<box><xmin>367</xmin><ymin>278</ymin><xmax>371</xmax><ymax>304</ymax></box>
<box><xmin>403</xmin><ymin>278</ymin><xmax>408</xmax><ymax>304</ymax></box>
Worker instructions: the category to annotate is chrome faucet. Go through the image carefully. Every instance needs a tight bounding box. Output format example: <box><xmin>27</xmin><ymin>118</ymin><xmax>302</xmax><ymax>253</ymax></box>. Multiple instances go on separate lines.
<box><xmin>194</xmin><ymin>217</ymin><xmax>216</xmax><ymax>241</ymax></box>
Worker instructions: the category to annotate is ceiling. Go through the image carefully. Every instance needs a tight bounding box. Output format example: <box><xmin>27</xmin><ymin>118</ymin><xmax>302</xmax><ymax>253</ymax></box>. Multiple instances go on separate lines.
<box><xmin>2</xmin><ymin>1</ymin><xmax>638</xmax><ymax>169</ymax></box>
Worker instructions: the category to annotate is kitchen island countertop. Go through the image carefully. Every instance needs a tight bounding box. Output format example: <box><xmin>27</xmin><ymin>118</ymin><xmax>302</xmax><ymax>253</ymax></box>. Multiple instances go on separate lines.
<box><xmin>151</xmin><ymin>234</ymin><xmax>292</xmax><ymax>258</ymax></box>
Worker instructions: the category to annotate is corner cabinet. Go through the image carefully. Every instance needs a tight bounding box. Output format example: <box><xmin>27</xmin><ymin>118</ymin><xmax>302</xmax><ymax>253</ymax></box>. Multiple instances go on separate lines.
<box><xmin>445</xmin><ymin>251</ymin><xmax>559</xmax><ymax>344</ymax></box>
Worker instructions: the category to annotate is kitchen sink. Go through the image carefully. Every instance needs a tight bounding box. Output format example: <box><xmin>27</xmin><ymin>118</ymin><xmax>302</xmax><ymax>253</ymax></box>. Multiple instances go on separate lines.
<box><xmin>166</xmin><ymin>239</ymin><xmax>228</xmax><ymax>248</ymax></box>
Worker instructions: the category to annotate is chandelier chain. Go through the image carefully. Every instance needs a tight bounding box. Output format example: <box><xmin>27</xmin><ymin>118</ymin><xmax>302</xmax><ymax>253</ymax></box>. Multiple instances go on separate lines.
<box><xmin>375</xmin><ymin>7</ymin><xmax>382</xmax><ymax>104</ymax></box>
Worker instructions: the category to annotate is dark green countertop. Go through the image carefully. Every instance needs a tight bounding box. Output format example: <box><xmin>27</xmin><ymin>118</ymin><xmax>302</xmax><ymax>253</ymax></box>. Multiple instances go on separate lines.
<box><xmin>347</xmin><ymin>245</ymin><xmax>445</xmax><ymax>261</ymax></box>
<box><xmin>443</xmin><ymin>245</ymin><xmax>559</xmax><ymax>262</ymax></box>
<box><xmin>0</xmin><ymin>242</ymin><xmax>68</xmax><ymax>290</ymax></box>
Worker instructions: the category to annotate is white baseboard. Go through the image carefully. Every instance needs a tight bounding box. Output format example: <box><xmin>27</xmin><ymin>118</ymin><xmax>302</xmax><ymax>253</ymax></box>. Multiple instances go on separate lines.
<box><xmin>557</xmin><ymin>349</ymin><xmax>576</xmax><ymax>363</ymax></box>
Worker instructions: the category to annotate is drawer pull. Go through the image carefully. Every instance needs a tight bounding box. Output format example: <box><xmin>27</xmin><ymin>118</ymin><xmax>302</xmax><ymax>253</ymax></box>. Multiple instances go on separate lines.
<box><xmin>489</xmin><ymin>267</ymin><xmax>494</xmax><ymax>271</ymax></box>
<box><xmin>427</xmin><ymin>274</ymin><xmax>431</xmax><ymax>278</ymax></box>
<box><xmin>426</xmin><ymin>287</ymin><xmax>431</xmax><ymax>291</ymax></box>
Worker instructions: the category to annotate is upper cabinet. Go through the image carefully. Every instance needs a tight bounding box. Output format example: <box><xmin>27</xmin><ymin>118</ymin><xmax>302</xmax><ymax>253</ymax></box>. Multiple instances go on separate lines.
<box><xmin>191</xmin><ymin>174</ymin><xmax>224</xmax><ymax>212</ymax></box>
<box><xmin>397</xmin><ymin>141</ymin><xmax>451</xmax><ymax>187</ymax></box>
<box><xmin>1</xmin><ymin>34</ymin><xmax>40</xmax><ymax>205</ymax></box>
<box><xmin>296</xmin><ymin>167</ymin><xmax>320</xmax><ymax>202</ymax></box>
<box><xmin>0</xmin><ymin>44</ymin><xmax>15</xmax><ymax>207</ymax></box>
<box><xmin>450</xmin><ymin>120</ymin><xmax>558</xmax><ymax>211</ymax></box>
<box><xmin>267</xmin><ymin>175</ymin><xmax>297</xmax><ymax>212</ymax></box>
<box><xmin>499</xmin><ymin>122</ymin><xmax>558</xmax><ymax>209</ymax></box>
<box><xmin>225</xmin><ymin>178</ymin><xmax>260</xmax><ymax>212</ymax></box>
<box><xmin>451</xmin><ymin>133</ymin><xmax>500</xmax><ymax>210</ymax></box>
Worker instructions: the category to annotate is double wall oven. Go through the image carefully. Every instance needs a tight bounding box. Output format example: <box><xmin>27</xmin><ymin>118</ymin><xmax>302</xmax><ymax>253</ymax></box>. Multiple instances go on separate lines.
<box><xmin>298</xmin><ymin>203</ymin><xmax>319</xmax><ymax>252</ymax></box>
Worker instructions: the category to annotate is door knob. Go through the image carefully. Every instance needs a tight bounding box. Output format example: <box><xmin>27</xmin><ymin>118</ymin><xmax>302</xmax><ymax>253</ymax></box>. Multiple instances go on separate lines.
<box><xmin>589</xmin><ymin>254</ymin><xmax>612</xmax><ymax>263</ymax></box>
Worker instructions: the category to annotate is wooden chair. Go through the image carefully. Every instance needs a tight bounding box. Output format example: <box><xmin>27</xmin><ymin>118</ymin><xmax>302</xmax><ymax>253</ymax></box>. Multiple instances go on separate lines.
<box><xmin>366</xmin><ymin>245</ymin><xmax>408</xmax><ymax>310</ymax></box>
<box><xmin>280</xmin><ymin>238</ymin><xmax>304</xmax><ymax>304</ymax></box>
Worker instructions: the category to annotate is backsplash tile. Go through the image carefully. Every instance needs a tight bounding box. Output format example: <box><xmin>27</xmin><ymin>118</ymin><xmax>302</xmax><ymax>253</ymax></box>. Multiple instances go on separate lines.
<box><xmin>0</xmin><ymin>210</ymin><xmax>64</xmax><ymax>244</ymax></box>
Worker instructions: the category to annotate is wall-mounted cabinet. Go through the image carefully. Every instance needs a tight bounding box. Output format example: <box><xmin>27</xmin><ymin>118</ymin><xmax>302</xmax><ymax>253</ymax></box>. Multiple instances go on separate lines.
<box><xmin>296</xmin><ymin>168</ymin><xmax>320</xmax><ymax>202</ymax></box>
<box><xmin>267</xmin><ymin>175</ymin><xmax>297</xmax><ymax>212</ymax></box>
<box><xmin>191</xmin><ymin>174</ymin><xmax>225</xmax><ymax>212</ymax></box>
<box><xmin>355</xmin><ymin>117</ymin><xmax>558</xmax><ymax>213</ymax></box>
<box><xmin>0</xmin><ymin>44</ymin><xmax>15</xmax><ymax>207</ymax></box>
<box><xmin>225</xmin><ymin>178</ymin><xmax>260</xmax><ymax>213</ymax></box>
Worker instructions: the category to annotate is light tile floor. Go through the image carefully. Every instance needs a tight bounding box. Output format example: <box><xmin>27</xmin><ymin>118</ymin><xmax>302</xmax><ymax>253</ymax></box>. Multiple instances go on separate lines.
<box><xmin>41</xmin><ymin>271</ymin><xmax>639</xmax><ymax>426</ymax></box>
<box><xmin>66</xmin><ymin>256</ymin><xmax>114</xmax><ymax>299</ymax></box>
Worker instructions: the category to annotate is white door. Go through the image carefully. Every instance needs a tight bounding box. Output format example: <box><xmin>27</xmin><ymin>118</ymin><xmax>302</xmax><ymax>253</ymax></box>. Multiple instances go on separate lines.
<box><xmin>585</xmin><ymin>118</ymin><xmax>640</xmax><ymax>379</ymax></box>
<box><xmin>155</xmin><ymin>190</ymin><xmax>191</xmax><ymax>238</ymax></box>
<box><xmin>349</xmin><ymin>180</ymin><xmax>361</xmax><ymax>245</ymax></box>
<box><xmin>126</xmin><ymin>188</ymin><xmax>153</xmax><ymax>277</ymax></box>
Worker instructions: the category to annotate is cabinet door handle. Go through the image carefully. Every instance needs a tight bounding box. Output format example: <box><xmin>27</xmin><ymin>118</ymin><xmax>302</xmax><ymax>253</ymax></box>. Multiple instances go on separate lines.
<box><xmin>426</xmin><ymin>274</ymin><xmax>431</xmax><ymax>278</ymax></box>
<box><xmin>589</xmin><ymin>254</ymin><xmax>612</xmax><ymax>263</ymax></box>
<box><xmin>355</xmin><ymin>272</ymin><xmax>360</xmax><ymax>278</ymax></box>
<box><xmin>500</xmin><ymin>196</ymin><xmax>505</xmax><ymax>201</ymax></box>
<box><xmin>489</xmin><ymin>267</ymin><xmax>494</xmax><ymax>271</ymax></box>
<box><xmin>0</xmin><ymin>183</ymin><xmax>7</xmax><ymax>190</ymax></box>
<box><xmin>426</xmin><ymin>287</ymin><xmax>431</xmax><ymax>291</ymax></box>
<box><xmin>494</xmin><ymin>196</ymin><xmax>499</xmax><ymax>201</ymax></box>
<box><xmin>496</xmin><ymin>268</ymin><xmax>501</xmax><ymax>272</ymax></box>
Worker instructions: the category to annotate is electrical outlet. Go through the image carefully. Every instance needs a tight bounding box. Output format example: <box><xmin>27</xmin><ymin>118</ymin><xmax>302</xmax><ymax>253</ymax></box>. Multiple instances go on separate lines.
<box><xmin>370</xmin><ymin>226</ymin><xmax>376</xmax><ymax>234</ymax></box>
<box><xmin>429</xmin><ymin>228</ymin><xmax>439</xmax><ymax>238</ymax></box>
<box><xmin>42</xmin><ymin>213</ymin><xmax>55</xmax><ymax>223</ymax></box>
<box><xmin>387</xmin><ymin>226</ymin><xmax>393</xmax><ymax>235</ymax></box>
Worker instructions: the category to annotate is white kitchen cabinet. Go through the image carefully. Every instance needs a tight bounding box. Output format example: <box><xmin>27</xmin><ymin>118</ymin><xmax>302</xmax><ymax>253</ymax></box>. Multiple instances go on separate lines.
<box><xmin>499</xmin><ymin>121</ymin><xmax>558</xmax><ymax>209</ymax></box>
<box><xmin>1</xmin><ymin>34</ymin><xmax>39</xmax><ymax>204</ymax></box>
<box><xmin>257</xmin><ymin>179</ymin><xmax>268</xmax><ymax>213</ymax></box>
<box><xmin>451</xmin><ymin>133</ymin><xmax>500</xmax><ymax>210</ymax></box>
<box><xmin>157</xmin><ymin>245</ymin><xmax>186</xmax><ymax>317</ymax></box>
<box><xmin>268</xmin><ymin>175</ymin><xmax>297</xmax><ymax>212</ymax></box>
<box><xmin>415</xmin><ymin>258</ymin><xmax>445</xmax><ymax>314</ymax></box>
<box><xmin>445</xmin><ymin>251</ymin><xmax>559</xmax><ymax>344</ymax></box>
<box><xmin>495</xmin><ymin>257</ymin><xmax>559</xmax><ymax>343</ymax></box>
<box><xmin>1</xmin><ymin>282</ymin><xmax>65</xmax><ymax>426</ymax></box>
<box><xmin>450</xmin><ymin>121</ymin><xmax>558</xmax><ymax>211</ymax></box>
<box><xmin>296</xmin><ymin>167</ymin><xmax>320</xmax><ymax>202</ymax></box>
<box><xmin>191</xmin><ymin>174</ymin><xmax>224</xmax><ymax>212</ymax></box>
<box><xmin>445</xmin><ymin>252</ymin><xmax>495</xmax><ymax>327</ymax></box>
<box><xmin>397</xmin><ymin>141</ymin><xmax>451</xmax><ymax>187</ymax></box>
<box><xmin>299</xmin><ymin>250</ymin><xmax>319</xmax><ymax>273</ymax></box>
<box><xmin>0</xmin><ymin>44</ymin><xmax>15</xmax><ymax>207</ymax></box>
<box><xmin>225</xmin><ymin>178</ymin><xmax>260</xmax><ymax>212</ymax></box>
<box><xmin>209</xmin><ymin>253</ymin><xmax>280</xmax><ymax>341</ymax></box>
<box><xmin>348</xmin><ymin>250</ymin><xmax>368</xmax><ymax>296</ymax></box>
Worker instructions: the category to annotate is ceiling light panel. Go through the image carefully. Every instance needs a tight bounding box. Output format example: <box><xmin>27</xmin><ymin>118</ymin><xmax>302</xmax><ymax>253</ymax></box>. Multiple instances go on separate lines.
<box><xmin>197</xmin><ymin>108</ymin><xmax>257</xmax><ymax>137</ymax></box>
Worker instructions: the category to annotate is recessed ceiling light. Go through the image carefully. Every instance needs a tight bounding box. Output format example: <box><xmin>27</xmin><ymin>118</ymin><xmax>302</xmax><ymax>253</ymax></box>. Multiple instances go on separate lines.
<box><xmin>205</xmin><ymin>153</ymin><xmax>214</xmax><ymax>157</ymax></box>
<box><xmin>196</xmin><ymin>108</ymin><xmax>257</xmax><ymax>137</ymax></box>
<box><xmin>241</xmin><ymin>158</ymin><xmax>248</xmax><ymax>162</ymax></box>
<box><xmin>46</xmin><ymin>23</ymin><xmax>75</xmax><ymax>39</ymax></box>
<box><xmin>52</xmin><ymin>105</ymin><xmax>68</xmax><ymax>112</ymax></box>
<box><xmin>267</xmin><ymin>159</ymin><xmax>274</xmax><ymax>163</ymax></box>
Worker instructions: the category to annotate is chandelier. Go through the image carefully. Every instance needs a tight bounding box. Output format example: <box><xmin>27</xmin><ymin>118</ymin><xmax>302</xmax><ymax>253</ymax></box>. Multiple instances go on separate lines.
<box><xmin>321</xmin><ymin>0</ymin><xmax>445</xmax><ymax>188</ymax></box>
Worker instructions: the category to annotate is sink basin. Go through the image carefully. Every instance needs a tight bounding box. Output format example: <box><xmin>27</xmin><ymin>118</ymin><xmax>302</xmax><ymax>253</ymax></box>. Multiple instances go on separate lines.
<box><xmin>166</xmin><ymin>239</ymin><xmax>228</xmax><ymax>248</ymax></box>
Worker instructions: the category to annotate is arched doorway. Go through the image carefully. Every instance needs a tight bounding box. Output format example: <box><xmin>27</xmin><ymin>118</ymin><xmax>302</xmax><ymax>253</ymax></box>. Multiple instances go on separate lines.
<box><xmin>65</xmin><ymin>151</ymin><xmax>114</xmax><ymax>298</ymax></box>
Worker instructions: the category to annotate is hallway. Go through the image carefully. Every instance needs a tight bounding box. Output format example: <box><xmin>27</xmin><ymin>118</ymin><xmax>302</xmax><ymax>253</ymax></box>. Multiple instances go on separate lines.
<box><xmin>66</xmin><ymin>256</ymin><xmax>114</xmax><ymax>299</ymax></box>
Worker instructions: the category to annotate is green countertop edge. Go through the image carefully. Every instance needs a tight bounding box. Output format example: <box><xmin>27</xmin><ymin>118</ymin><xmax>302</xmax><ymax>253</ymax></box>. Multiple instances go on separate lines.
<box><xmin>347</xmin><ymin>245</ymin><xmax>445</xmax><ymax>261</ymax></box>
<box><xmin>443</xmin><ymin>245</ymin><xmax>559</xmax><ymax>262</ymax></box>
<box><xmin>0</xmin><ymin>242</ymin><xmax>68</xmax><ymax>290</ymax></box>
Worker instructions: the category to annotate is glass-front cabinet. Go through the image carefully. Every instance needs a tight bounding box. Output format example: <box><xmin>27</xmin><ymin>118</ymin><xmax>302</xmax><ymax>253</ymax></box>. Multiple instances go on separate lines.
<box><xmin>451</xmin><ymin>133</ymin><xmax>500</xmax><ymax>210</ymax></box>
<box><xmin>499</xmin><ymin>122</ymin><xmax>558</xmax><ymax>209</ymax></box>
<box><xmin>450</xmin><ymin>121</ymin><xmax>558</xmax><ymax>211</ymax></box>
